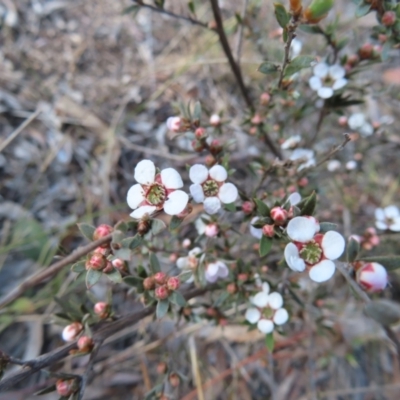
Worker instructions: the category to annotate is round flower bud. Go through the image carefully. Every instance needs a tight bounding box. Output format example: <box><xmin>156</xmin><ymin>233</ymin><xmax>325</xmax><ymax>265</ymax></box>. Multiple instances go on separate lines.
<box><xmin>157</xmin><ymin>362</ymin><xmax>168</xmax><ymax>374</ymax></box>
<box><xmin>103</xmin><ymin>261</ymin><xmax>114</xmax><ymax>274</ymax></box>
<box><xmin>93</xmin><ymin>224</ymin><xmax>113</xmax><ymax>244</ymax></box>
<box><xmin>242</xmin><ymin>201</ymin><xmax>254</xmax><ymax>214</ymax></box>
<box><xmin>137</xmin><ymin>218</ymin><xmax>151</xmax><ymax>235</ymax></box>
<box><xmin>77</xmin><ymin>336</ymin><xmax>94</xmax><ymax>353</ymax></box>
<box><xmin>166</xmin><ymin>116</ymin><xmax>182</xmax><ymax>132</ymax></box>
<box><xmin>382</xmin><ymin>11</ymin><xmax>396</xmax><ymax>26</ymax></box>
<box><xmin>192</xmin><ymin>139</ymin><xmax>205</xmax><ymax>152</ymax></box>
<box><xmin>56</xmin><ymin>379</ymin><xmax>77</xmax><ymax>397</ymax></box>
<box><xmin>167</xmin><ymin>276</ymin><xmax>180</xmax><ymax>291</ymax></box>
<box><xmin>237</xmin><ymin>273</ymin><xmax>249</xmax><ymax>282</ymax></box>
<box><xmin>143</xmin><ymin>277</ymin><xmax>156</xmax><ymax>290</ymax></box>
<box><xmin>205</xmin><ymin>155</ymin><xmax>215</xmax><ymax>167</ymax></box>
<box><xmin>260</xmin><ymin>92</ymin><xmax>271</xmax><ymax>106</ymax></box>
<box><xmin>205</xmin><ymin>223</ymin><xmax>219</xmax><ymax>237</ymax></box>
<box><xmin>182</xmin><ymin>238</ymin><xmax>191</xmax><ymax>248</ymax></box>
<box><xmin>87</xmin><ymin>252</ymin><xmax>107</xmax><ymax>271</ymax></box>
<box><xmin>262</xmin><ymin>224</ymin><xmax>275</xmax><ymax>237</ymax></box>
<box><xmin>270</xmin><ymin>207</ymin><xmax>288</xmax><ymax>225</ymax></box>
<box><xmin>358</xmin><ymin>43</ymin><xmax>374</xmax><ymax>60</ymax></box>
<box><xmin>169</xmin><ymin>372</ymin><xmax>180</xmax><ymax>387</ymax></box>
<box><xmin>251</xmin><ymin>114</ymin><xmax>262</xmax><ymax>125</ymax></box>
<box><xmin>62</xmin><ymin>322</ymin><xmax>83</xmax><ymax>342</ymax></box>
<box><xmin>356</xmin><ymin>262</ymin><xmax>388</xmax><ymax>293</ymax></box>
<box><xmin>226</xmin><ymin>283</ymin><xmax>237</xmax><ymax>294</ymax></box>
<box><xmin>154</xmin><ymin>272</ymin><xmax>168</xmax><ymax>285</ymax></box>
<box><xmin>94</xmin><ymin>302</ymin><xmax>110</xmax><ymax>319</ymax></box>
<box><xmin>209</xmin><ymin>139</ymin><xmax>222</xmax><ymax>155</ymax></box>
<box><xmin>338</xmin><ymin>116</ymin><xmax>348</xmax><ymax>126</ymax></box>
<box><xmin>155</xmin><ymin>285</ymin><xmax>169</xmax><ymax>300</ymax></box>
<box><xmin>210</xmin><ymin>114</ymin><xmax>221</xmax><ymax>127</ymax></box>
<box><xmin>195</xmin><ymin>127</ymin><xmax>207</xmax><ymax>139</ymax></box>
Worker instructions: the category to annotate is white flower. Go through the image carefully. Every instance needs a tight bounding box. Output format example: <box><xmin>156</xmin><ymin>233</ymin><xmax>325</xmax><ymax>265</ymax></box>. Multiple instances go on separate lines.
<box><xmin>284</xmin><ymin>216</ymin><xmax>345</xmax><ymax>282</ymax></box>
<box><xmin>177</xmin><ymin>247</ymin><xmax>202</xmax><ymax>283</ymax></box>
<box><xmin>309</xmin><ymin>63</ymin><xmax>348</xmax><ymax>99</ymax></box>
<box><xmin>356</xmin><ymin>262</ymin><xmax>388</xmax><ymax>293</ymax></box>
<box><xmin>245</xmin><ymin>290</ymin><xmax>289</xmax><ymax>334</ymax></box>
<box><xmin>127</xmin><ymin>160</ymin><xmax>189</xmax><ymax>219</ymax></box>
<box><xmin>281</xmin><ymin>135</ymin><xmax>301</xmax><ymax>150</ymax></box>
<box><xmin>290</xmin><ymin>148</ymin><xmax>316</xmax><ymax>170</ymax></box>
<box><xmin>327</xmin><ymin>159</ymin><xmax>341</xmax><ymax>172</ymax></box>
<box><xmin>189</xmin><ymin>164</ymin><xmax>238</xmax><ymax>214</ymax></box>
<box><xmin>205</xmin><ymin>261</ymin><xmax>229</xmax><ymax>283</ymax></box>
<box><xmin>210</xmin><ymin>114</ymin><xmax>221</xmax><ymax>126</ymax></box>
<box><xmin>290</xmin><ymin>38</ymin><xmax>302</xmax><ymax>58</ymax></box>
<box><xmin>345</xmin><ymin>160</ymin><xmax>357</xmax><ymax>170</ymax></box>
<box><xmin>375</xmin><ymin>205</ymin><xmax>400</xmax><ymax>232</ymax></box>
<box><xmin>250</xmin><ymin>217</ymin><xmax>263</xmax><ymax>239</ymax></box>
<box><xmin>348</xmin><ymin>113</ymin><xmax>373</xmax><ymax>137</ymax></box>
<box><xmin>166</xmin><ymin>116</ymin><xmax>182</xmax><ymax>132</ymax></box>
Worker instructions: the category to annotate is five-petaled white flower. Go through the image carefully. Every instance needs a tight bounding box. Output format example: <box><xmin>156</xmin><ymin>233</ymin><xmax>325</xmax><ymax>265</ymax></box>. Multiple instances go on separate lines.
<box><xmin>375</xmin><ymin>205</ymin><xmax>400</xmax><ymax>232</ymax></box>
<box><xmin>309</xmin><ymin>63</ymin><xmax>348</xmax><ymax>99</ymax></box>
<box><xmin>245</xmin><ymin>282</ymin><xmax>289</xmax><ymax>334</ymax></box>
<box><xmin>127</xmin><ymin>159</ymin><xmax>189</xmax><ymax>219</ymax></box>
<box><xmin>289</xmin><ymin>148</ymin><xmax>316</xmax><ymax>170</ymax></box>
<box><xmin>348</xmin><ymin>113</ymin><xmax>373</xmax><ymax>137</ymax></box>
<box><xmin>189</xmin><ymin>164</ymin><xmax>238</xmax><ymax>214</ymax></box>
<box><xmin>205</xmin><ymin>261</ymin><xmax>229</xmax><ymax>283</ymax></box>
<box><xmin>284</xmin><ymin>216</ymin><xmax>345</xmax><ymax>282</ymax></box>
<box><xmin>176</xmin><ymin>247</ymin><xmax>202</xmax><ymax>283</ymax></box>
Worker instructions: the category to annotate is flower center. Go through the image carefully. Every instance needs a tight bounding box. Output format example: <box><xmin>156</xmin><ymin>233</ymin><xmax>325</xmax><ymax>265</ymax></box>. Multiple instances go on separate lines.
<box><xmin>299</xmin><ymin>241</ymin><xmax>322</xmax><ymax>265</ymax></box>
<box><xmin>323</xmin><ymin>76</ymin><xmax>334</xmax><ymax>86</ymax></box>
<box><xmin>202</xmin><ymin>179</ymin><xmax>219</xmax><ymax>197</ymax></box>
<box><xmin>146</xmin><ymin>183</ymin><xmax>166</xmax><ymax>206</ymax></box>
<box><xmin>262</xmin><ymin>308</ymin><xmax>274</xmax><ymax>319</ymax></box>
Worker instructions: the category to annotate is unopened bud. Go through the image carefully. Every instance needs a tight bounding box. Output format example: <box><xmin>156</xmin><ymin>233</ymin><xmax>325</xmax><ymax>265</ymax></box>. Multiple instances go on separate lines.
<box><xmin>260</xmin><ymin>92</ymin><xmax>271</xmax><ymax>106</ymax></box>
<box><xmin>182</xmin><ymin>238</ymin><xmax>191</xmax><ymax>248</ymax></box>
<box><xmin>208</xmin><ymin>20</ymin><xmax>217</xmax><ymax>30</ymax></box>
<box><xmin>262</xmin><ymin>224</ymin><xmax>275</xmax><ymax>237</ymax></box>
<box><xmin>237</xmin><ymin>273</ymin><xmax>249</xmax><ymax>282</ymax></box>
<box><xmin>270</xmin><ymin>207</ymin><xmax>288</xmax><ymax>225</ymax></box>
<box><xmin>103</xmin><ymin>261</ymin><xmax>114</xmax><ymax>273</ymax></box>
<box><xmin>205</xmin><ymin>155</ymin><xmax>215</xmax><ymax>167</ymax></box>
<box><xmin>297</xmin><ymin>177</ymin><xmax>309</xmax><ymax>187</ymax></box>
<box><xmin>356</xmin><ymin>262</ymin><xmax>388</xmax><ymax>293</ymax></box>
<box><xmin>87</xmin><ymin>252</ymin><xmax>107</xmax><ymax>270</ymax></box>
<box><xmin>62</xmin><ymin>322</ymin><xmax>83</xmax><ymax>342</ymax></box>
<box><xmin>157</xmin><ymin>362</ymin><xmax>168</xmax><ymax>374</ymax></box>
<box><xmin>226</xmin><ymin>283</ymin><xmax>237</xmax><ymax>294</ymax></box>
<box><xmin>143</xmin><ymin>276</ymin><xmax>156</xmax><ymax>290</ymax></box>
<box><xmin>206</xmin><ymin>307</ymin><xmax>217</xmax><ymax>317</ymax></box>
<box><xmin>94</xmin><ymin>246</ymin><xmax>110</xmax><ymax>256</ymax></box>
<box><xmin>242</xmin><ymin>201</ymin><xmax>254</xmax><ymax>214</ymax></box>
<box><xmin>338</xmin><ymin>115</ymin><xmax>348</xmax><ymax>126</ymax></box>
<box><xmin>303</xmin><ymin>0</ymin><xmax>334</xmax><ymax>24</ymax></box>
<box><xmin>169</xmin><ymin>372</ymin><xmax>180</xmax><ymax>387</ymax></box>
<box><xmin>192</xmin><ymin>139</ymin><xmax>205</xmax><ymax>152</ymax></box>
<box><xmin>195</xmin><ymin>127</ymin><xmax>207</xmax><ymax>139</ymax></box>
<box><xmin>169</xmin><ymin>253</ymin><xmax>178</xmax><ymax>263</ymax></box>
<box><xmin>209</xmin><ymin>139</ymin><xmax>222</xmax><ymax>155</ymax></box>
<box><xmin>56</xmin><ymin>379</ymin><xmax>77</xmax><ymax>397</ymax></box>
<box><xmin>251</xmin><ymin>114</ymin><xmax>262</xmax><ymax>125</ymax></box>
<box><xmin>77</xmin><ymin>336</ymin><xmax>94</xmax><ymax>353</ymax></box>
<box><xmin>154</xmin><ymin>272</ymin><xmax>168</xmax><ymax>285</ymax></box>
<box><xmin>382</xmin><ymin>11</ymin><xmax>396</xmax><ymax>26</ymax></box>
<box><xmin>166</xmin><ymin>116</ymin><xmax>182</xmax><ymax>132</ymax></box>
<box><xmin>93</xmin><ymin>224</ymin><xmax>113</xmax><ymax>244</ymax></box>
<box><xmin>138</xmin><ymin>218</ymin><xmax>151</xmax><ymax>235</ymax></box>
<box><xmin>94</xmin><ymin>302</ymin><xmax>110</xmax><ymax>318</ymax></box>
<box><xmin>358</xmin><ymin>43</ymin><xmax>374</xmax><ymax>60</ymax></box>
<box><xmin>205</xmin><ymin>223</ymin><xmax>219</xmax><ymax>237</ymax></box>
<box><xmin>290</xmin><ymin>0</ymin><xmax>302</xmax><ymax>16</ymax></box>
<box><xmin>249</xmin><ymin>126</ymin><xmax>257</xmax><ymax>135</ymax></box>
<box><xmin>155</xmin><ymin>285</ymin><xmax>169</xmax><ymax>300</ymax></box>
<box><xmin>167</xmin><ymin>276</ymin><xmax>180</xmax><ymax>291</ymax></box>
<box><xmin>209</xmin><ymin>114</ymin><xmax>221</xmax><ymax>127</ymax></box>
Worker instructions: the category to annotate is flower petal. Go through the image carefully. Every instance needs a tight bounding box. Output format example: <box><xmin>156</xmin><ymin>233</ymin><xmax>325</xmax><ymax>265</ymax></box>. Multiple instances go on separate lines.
<box><xmin>189</xmin><ymin>164</ymin><xmax>209</xmax><ymax>184</ymax></box>
<box><xmin>287</xmin><ymin>216</ymin><xmax>317</xmax><ymax>242</ymax></box>
<box><xmin>390</xmin><ymin>218</ymin><xmax>400</xmax><ymax>232</ymax></box>
<box><xmin>217</xmin><ymin>262</ymin><xmax>229</xmax><ymax>278</ymax></box>
<box><xmin>190</xmin><ymin>184</ymin><xmax>205</xmax><ymax>203</ymax></box>
<box><xmin>332</xmin><ymin>78</ymin><xmax>347</xmax><ymax>90</ymax></box>
<box><xmin>130</xmin><ymin>205</ymin><xmax>157</xmax><ymax>219</ymax></box>
<box><xmin>161</xmin><ymin>168</ymin><xmax>183</xmax><ymax>189</ymax></box>
<box><xmin>348</xmin><ymin>113</ymin><xmax>365</xmax><ymax>129</ymax></box>
<box><xmin>374</xmin><ymin>208</ymin><xmax>385</xmax><ymax>221</ymax></box>
<box><xmin>288</xmin><ymin>192</ymin><xmax>301</xmax><ymax>206</ymax></box>
<box><xmin>273</xmin><ymin>308</ymin><xmax>289</xmax><ymax>325</ymax></box>
<box><xmin>127</xmin><ymin>184</ymin><xmax>145</xmax><ymax>209</ymax></box>
<box><xmin>309</xmin><ymin>260</ymin><xmax>336</xmax><ymax>282</ymax></box>
<box><xmin>268</xmin><ymin>292</ymin><xmax>283</xmax><ymax>310</ymax></box>
<box><xmin>250</xmin><ymin>225</ymin><xmax>263</xmax><ymax>239</ymax></box>
<box><xmin>204</xmin><ymin>197</ymin><xmax>221</xmax><ymax>214</ymax></box>
<box><xmin>318</xmin><ymin>87</ymin><xmax>334</xmax><ymax>99</ymax></box>
<box><xmin>321</xmin><ymin>231</ymin><xmax>345</xmax><ymax>260</ymax></box>
<box><xmin>176</xmin><ymin>257</ymin><xmax>188</xmax><ymax>269</ymax></box>
<box><xmin>257</xmin><ymin>319</ymin><xmax>274</xmax><ymax>334</ymax></box>
<box><xmin>209</xmin><ymin>165</ymin><xmax>228</xmax><ymax>182</ymax></box>
<box><xmin>245</xmin><ymin>308</ymin><xmax>261</xmax><ymax>324</ymax></box>
<box><xmin>309</xmin><ymin>76</ymin><xmax>322</xmax><ymax>91</ymax></box>
<box><xmin>329</xmin><ymin>64</ymin><xmax>345</xmax><ymax>80</ymax></box>
<box><xmin>164</xmin><ymin>190</ymin><xmax>188</xmax><ymax>215</ymax></box>
<box><xmin>134</xmin><ymin>159</ymin><xmax>155</xmax><ymax>185</ymax></box>
<box><xmin>261</xmin><ymin>282</ymin><xmax>270</xmax><ymax>294</ymax></box>
<box><xmin>385</xmin><ymin>205</ymin><xmax>400</xmax><ymax>219</ymax></box>
<box><xmin>218</xmin><ymin>183</ymin><xmax>238</xmax><ymax>204</ymax></box>
<box><xmin>252</xmin><ymin>292</ymin><xmax>269</xmax><ymax>308</ymax></box>
<box><xmin>375</xmin><ymin>221</ymin><xmax>388</xmax><ymax>230</ymax></box>
<box><xmin>313</xmin><ymin>63</ymin><xmax>329</xmax><ymax>78</ymax></box>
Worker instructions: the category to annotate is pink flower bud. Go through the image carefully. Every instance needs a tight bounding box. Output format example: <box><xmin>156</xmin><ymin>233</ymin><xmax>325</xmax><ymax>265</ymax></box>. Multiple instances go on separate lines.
<box><xmin>358</xmin><ymin>43</ymin><xmax>373</xmax><ymax>60</ymax></box>
<box><xmin>56</xmin><ymin>379</ymin><xmax>77</xmax><ymax>397</ymax></box>
<box><xmin>251</xmin><ymin>114</ymin><xmax>262</xmax><ymax>125</ymax></box>
<box><xmin>143</xmin><ymin>276</ymin><xmax>156</xmax><ymax>290</ymax></box>
<box><xmin>112</xmin><ymin>258</ymin><xmax>126</xmax><ymax>270</ymax></box>
<box><xmin>195</xmin><ymin>127</ymin><xmax>207</xmax><ymax>139</ymax></box>
<box><xmin>242</xmin><ymin>201</ymin><xmax>254</xmax><ymax>214</ymax></box>
<box><xmin>182</xmin><ymin>238</ymin><xmax>191</xmax><ymax>248</ymax></box>
<box><xmin>270</xmin><ymin>207</ymin><xmax>288</xmax><ymax>225</ymax></box>
<box><xmin>169</xmin><ymin>253</ymin><xmax>178</xmax><ymax>263</ymax></box>
<box><xmin>155</xmin><ymin>285</ymin><xmax>169</xmax><ymax>300</ymax></box>
<box><xmin>166</xmin><ymin>116</ymin><xmax>182</xmax><ymax>132</ymax></box>
<box><xmin>262</xmin><ymin>224</ymin><xmax>275</xmax><ymax>237</ymax></box>
<box><xmin>238</xmin><ymin>273</ymin><xmax>249</xmax><ymax>282</ymax></box>
<box><xmin>205</xmin><ymin>223</ymin><xmax>219</xmax><ymax>237</ymax></box>
<box><xmin>356</xmin><ymin>262</ymin><xmax>388</xmax><ymax>293</ymax></box>
<box><xmin>169</xmin><ymin>372</ymin><xmax>180</xmax><ymax>387</ymax></box>
<box><xmin>226</xmin><ymin>283</ymin><xmax>237</xmax><ymax>294</ymax></box>
<box><xmin>87</xmin><ymin>252</ymin><xmax>107</xmax><ymax>270</ymax></box>
<box><xmin>93</xmin><ymin>224</ymin><xmax>113</xmax><ymax>244</ymax></box>
<box><xmin>338</xmin><ymin>116</ymin><xmax>348</xmax><ymax>126</ymax></box>
<box><xmin>191</xmin><ymin>139</ymin><xmax>205</xmax><ymax>152</ymax></box>
<box><xmin>103</xmin><ymin>261</ymin><xmax>114</xmax><ymax>273</ymax></box>
<box><xmin>382</xmin><ymin>11</ymin><xmax>396</xmax><ymax>26</ymax></box>
<box><xmin>62</xmin><ymin>322</ymin><xmax>83</xmax><ymax>342</ymax></box>
<box><xmin>205</xmin><ymin>155</ymin><xmax>215</xmax><ymax>167</ymax></box>
<box><xmin>167</xmin><ymin>276</ymin><xmax>180</xmax><ymax>291</ymax></box>
<box><xmin>260</xmin><ymin>92</ymin><xmax>271</xmax><ymax>106</ymax></box>
<box><xmin>209</xmin><ymin>114</ymin><xmax>221</xmax><ymax>127</ymax></box>
<box><xmin>154</xmin><ymin>272</ymin><xmax>167</xmax><ymax>285</ymax></box>
<box><xmin>209</xmin><ymin>139</ymin><xmax>222</xmax><ymax>155</ymax></box>
<box><xmin>77</xmin><ymin>336</ymin><xmax>94</xmax><ymax>353</ymax></box>
<box><xmin>94</xmin><ymin>302</ymin><xmax>109</xmax><ymax>318</ymax></box>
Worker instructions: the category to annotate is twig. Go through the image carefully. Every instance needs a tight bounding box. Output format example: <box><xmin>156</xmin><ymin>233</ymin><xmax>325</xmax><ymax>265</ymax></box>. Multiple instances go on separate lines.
<box><xmin>0</xmin><ymin>108</ymin><xmax>41</xmax><ymax>153</ymax></box>
<box><xmin>189</xmin><ymin>336</ymin><xmax>205</xmax><ymax>400</ymax></box>
<box><xmin>0</xmin><ymin>234</ymin><xmax>112</xmax><ymax>310</ymax></box>
<box><xmin>234</xmin><ymin>0</ymin><xmax>248</xmax><ymax>63</ymax></box>
<box><xmin>307</xmin><ymin>105</ymin><xmax>328</xmax><ymax>146</ymax></box>
<box><xmin>131</xmin><ymin>1</ymin><xmax>209</xmax><ymax>29</ymax></box>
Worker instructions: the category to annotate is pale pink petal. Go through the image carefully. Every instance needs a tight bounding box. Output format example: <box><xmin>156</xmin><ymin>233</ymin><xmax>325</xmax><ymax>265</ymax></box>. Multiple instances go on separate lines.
<box><xmin>204</xmin><ymin>197</ymin><xmax>221</xmax><ymax>214</ymax></box>
<box><xmin>217</xmin><ymin>262</ymin><xmax>229</xmax><ymax>278</ymax></box>
<box><xmin>309</xmin><ymin>260</ymin><xmax>336</xmax><ymax>282</ymax></box>
<box><xmin>164</xmin><ymin>190</ymin><xmax>188</xmax><ymax>215</ymax></box>
<box><xmin>321</xmin><ymin>231</ymin><xmax>345</xmax><ymax>260</ymax></box>
<box><xmin>130</xmin><ymin>205</ymin><xmax>157</xmax><ymax>219</ymax></box>
<box><xmin>127</xmin><ymin>184</ymin><xmax>145</xmax><ymax>209</ymax></box>
<box><xmin>284</xmin><ymin>243</ymin><xmax>305</xmax><ymax>272</ymax></box>
<box><xmin>287</xmin><ymin>216</ymin><xmax>317</xmax><ymax>242</ymax></box>
<box><xmin>218</xmin><ymin>183</ymin><xmax>238</xmax><ymax>204</ymax></box>
<box><xmin>161</xmin><ymin>168</ymin><xmax>183</xmax><ymax>189</ymax></box>
<box><xmin>190</xmin><ymin>184</ymin><xmax>205</xmax><ymax>203</ymax></box>
<box><xmin>273</xmin><ymin>308</ymin><xmax>289</xmax><ymax>325</ymax></box>
<box><xmin>250</xmin><ymin>217</ymin><xmax>263</xmax><ymax>239</ymax></box>
<box><xmin>209</xmin><ymin>165</ymin><xmax>228</xmax><ymax>182</ymax></box>
<box><xmin>134</xmin><ymin>159</ymin><xmax>155</xmax><ymax>185</ymax></box>
<box><xmin>189</xmin><ymin>164</ymin><xmax>209</xmax><ymax>184</ymax></box>
<box><xmin>261</xmin><ymin>282</ymin><xmax>270</xmax><ymax>294</ymax></box>
<box><xmin>257</xmin><ymin>319</ymin><xmax>274</xmax><ymax>334</ymax></box>
<box><xmin>245</xmin><ymin>308</ymin><xmax>261</xmax><ymax>324</ymax></box>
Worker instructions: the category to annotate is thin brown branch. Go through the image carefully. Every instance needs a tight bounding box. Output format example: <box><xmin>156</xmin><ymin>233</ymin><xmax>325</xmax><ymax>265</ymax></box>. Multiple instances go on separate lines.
<box><xmin>0</xmin><ymin>234</ymin><xmax>112</xmax><ymax>310</ymax></box>
<box><xmin>131</xmin><ymin>1</ymin><xmax>209</xmax><ymax>29</ymax></box>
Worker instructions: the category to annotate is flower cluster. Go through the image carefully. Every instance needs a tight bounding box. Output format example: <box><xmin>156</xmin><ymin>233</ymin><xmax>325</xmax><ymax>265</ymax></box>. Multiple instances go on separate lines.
<box><xmin>284</xmin><ymin>216</ymin><xmax>345</xmax><ymax>282</ymax></box>
<box><xmin>350</xmin><ymin>227</ymin><xmax>380</xmax><ymax>251</ymax></box>
<box><xmin>245</xmin><ymin>282</ymin><xmax>289</xmax><ymax>334</ymax></box>
<box><xmin>143</xmin><ymin>272</ymin><xmax>181</xmax><ymax>300</ymax></box>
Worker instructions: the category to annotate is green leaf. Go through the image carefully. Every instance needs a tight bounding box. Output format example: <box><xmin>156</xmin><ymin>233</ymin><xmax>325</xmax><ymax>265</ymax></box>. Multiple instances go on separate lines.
<box><xmin>86</xmin><ymin>269</ymin><xmax>102</xmax><ymax>289</ymax></box>
<box><xmin>105</xmin><ymin>268</ymin><xmax>122</xmax><ymax>284</ymax></box>
<box><xmin>319</xmin><ymin>222</ymin><xmax>338</xmax><ymax>233</ymax></box>
<box><xmin>347</xmin><ymin>237</ymin><xmax>360</xmax><ymax>263</ymax></box>
<box><xmin>258</xmin><ymin>61</ymin><xmax>280</xmax><ymax>75</ymax></box>
<box><xmin>224</xmin><ymin>202</ymin><xmax>236</xmax><ymax>212</ymax></box>
<box><xmin>299</xmin><ymin>24</ymin><xmax>324</xmax><ymax>34</ymax></box>
<box><xmin>169</xmin><ymin>291</ymin><xmax>187</xmax><ymax>307</ymax></box>
<box><xmin>253</xmin><ymin>198</ymin><xmax>270</xmax><ymax>217</ymax></box>
<box><xmin>71</xmin><ymin>260</ymin><xmax>86</xmax><ymax>273</ymax></box>
<box><xmin>274</xmin><ymin>3</ymin><xmax>290</xmax><ymax>28</ymax></box>
<box><xmin>34</xmin><ymin>384</ymin><xmax>56</xmax><ymax>395</ymax></box>
<box><xmin>149</xmin><ymin>252</ymin><xmax>161</xmax><ymax>273</ymax></box>
<box><xmin>259</xmin><ymin>236</ymin><xmax>272</xmax><ymax>257</ymax></box>
<box><xmin>78</xmin><ymin>223</ymin><xmax>95</xmax><ymax>240</ymax></box>
<box><xmin>179</xmin><ymin>270</ymin><xmax>194</xmax><ymax>282</ymax></box>
<box><xmin>156</xmin><ymin>299</ymin><xmax>170</xmax><ymax>319</ymax></box>
<box><xmin>170</xmin><ymin>215</ymin><xmax>184</xmax><ymax>231</ymax></box>
<box><xmin>284</xmin><ymin>55</ymin><xmax>314</xmax><ymax>77</ymax></box>
<box><xmin>193</xmin><ymin>101</ymin><xmax>202</xmax><ymax>121</ymax></box>
<box><xmin>364</xmin><ymin>300</ymin><xmax>400</xmax><ymax>325</ymax></box>
<box><xmin>123</xmin><ymin>276</ymin><xmax>144</xmax><ymax>286</ymax></box>
<box><xmin>299</xmin><ymin>191</ymin><xmax>317</xmax><ymax>216</ymax></box>
<box><xmin>355</xmin><ymin>3</ymin><xmax>371</xmax><ymax>18</ymax></box>
<box><xmin>112</xmin><ymin>248</ymin><xmax>131</xmax><ymax>261</ymax></box>
<box><xmin>213</xmin><ymin>291</ymin><xmax>230</xmax><ymax>307</ymax></box>
<box><xmin>188</xmin><ymin>1</ymin><xmax>195</xmax><ymax>14</ymax></box>
<box><xmin>305</xmin><ymin>0</ymin><xmax>334</xmax><ymax>20</ymax></box>
<box><xmin>359</xmin><ymin>256</ymin><xmax>400</xmax><ymax>271</ymax></box>
<box><xmin>265</xmin><ymin>332</ymin><xmax>275</xmax><ymax>352</ymax></box>
<box><xmin>129</xmin><ymin>234</ymin><xmax>144</xmax><ymax>250</ymax></box>
<box><xmin>151</xmin><ymin>219</ymin><xmax>167</xmax><ymax>235</ymax></box>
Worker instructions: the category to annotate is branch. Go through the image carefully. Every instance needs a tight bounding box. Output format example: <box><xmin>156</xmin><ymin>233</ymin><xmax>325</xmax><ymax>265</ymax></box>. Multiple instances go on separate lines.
<box><xmin>131</xmin><ymin>1</ymin><xmax>209</xmax><ymax>29</ymax></box>
<box><xmin>0</xmin><ymin>234</ymin><xmax>112</xmax><ymax>310</ymax></box>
